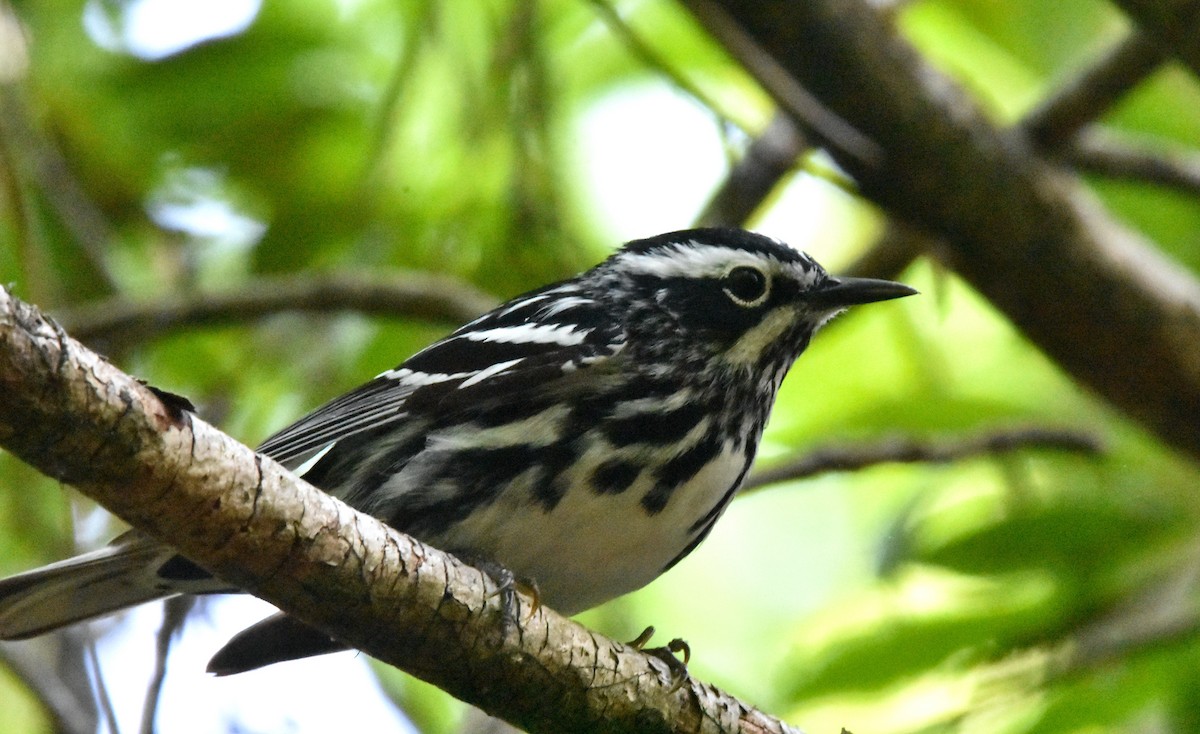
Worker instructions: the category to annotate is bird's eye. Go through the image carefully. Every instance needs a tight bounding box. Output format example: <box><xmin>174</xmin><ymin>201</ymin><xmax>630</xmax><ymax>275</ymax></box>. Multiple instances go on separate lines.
<box><xmin>721</xmin><ymin>266</ymin><xmax>769</xmax><ymax>307</ymax></box>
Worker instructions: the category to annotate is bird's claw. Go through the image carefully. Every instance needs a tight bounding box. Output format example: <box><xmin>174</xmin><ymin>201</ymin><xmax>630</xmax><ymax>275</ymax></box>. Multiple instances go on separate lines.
<box><xmin>466</xmin><ymin>556</ymin><xmax>540</xmax><ymax>628</ymax></box>
<box><xmin>628</xmin><ymin>625</ymin><xmax>691</xmax><ymax>692</ymax></box>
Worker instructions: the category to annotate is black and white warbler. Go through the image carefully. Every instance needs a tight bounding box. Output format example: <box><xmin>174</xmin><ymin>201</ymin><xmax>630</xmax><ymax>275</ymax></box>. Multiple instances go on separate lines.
<box><xmin>0</xmin><ymin>228</ymin><xmax>915</xmax><ymax>674</ymax></box>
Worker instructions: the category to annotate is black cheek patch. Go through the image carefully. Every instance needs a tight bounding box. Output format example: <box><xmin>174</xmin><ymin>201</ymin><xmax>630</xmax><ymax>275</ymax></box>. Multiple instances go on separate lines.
<box><xmin>658</xmin><ymin>277</ymin><xmax>760</xmax><ymax>335</ymax></box>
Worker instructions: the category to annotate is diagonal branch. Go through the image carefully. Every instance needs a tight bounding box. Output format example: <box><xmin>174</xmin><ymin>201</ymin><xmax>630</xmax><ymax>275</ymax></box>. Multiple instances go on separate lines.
<box><xmin>1021</xmin><ymin>30</ymin><xmax>1165</xmax><ymax>150</ymax></box>
<box><xmin>0</xmin><ymin>286</ymin><xmax>800</xmax><ymax>734</ymax></box>
<box><xmin>683</xmin><ymin>0</ymin><xmax>1200</xmax><ymax>461</ymax></box>
<box><xmin>696</xmin><ymin>113</ymin><xmax>809</xmax><ymax>228</ymax></box>
<box><xmin>1111</xmin><ymin>0</ymin><xmax>1200</xmax><ymax>77</ymax></box>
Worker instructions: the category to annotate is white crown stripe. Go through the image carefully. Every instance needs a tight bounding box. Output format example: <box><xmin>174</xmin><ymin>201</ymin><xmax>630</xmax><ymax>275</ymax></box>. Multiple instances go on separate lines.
<box><xmin>615</xmin><ymin>241</ymin><xmax>794</xmax><ymax>279</ymax></box>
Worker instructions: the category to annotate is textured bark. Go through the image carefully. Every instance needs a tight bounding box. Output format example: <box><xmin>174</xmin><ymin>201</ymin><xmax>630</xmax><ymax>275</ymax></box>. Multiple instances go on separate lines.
<box><xmin>0</xmin><ymin>285</ymin><xmax>799</xmax><ymax>734</ymax></box>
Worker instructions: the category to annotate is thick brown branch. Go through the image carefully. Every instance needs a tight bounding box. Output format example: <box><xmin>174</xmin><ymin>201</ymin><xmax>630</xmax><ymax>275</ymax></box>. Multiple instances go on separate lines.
<box><xmin>684</xmin><ymin>0</ymin><xmax>1200</xmax><ymax>460</ymax></box>
<box><xmin>0</xmin><ymin>286</ymin><xmax>799</xmax><ymax>734</ymax></box>
<box><xmin>54</xmin><ymin>272</ymin><xmax>499</xmax><ymax>351</ymax></box>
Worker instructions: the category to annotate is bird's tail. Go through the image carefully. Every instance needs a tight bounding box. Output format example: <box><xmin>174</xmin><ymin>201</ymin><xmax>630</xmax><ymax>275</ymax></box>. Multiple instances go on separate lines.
<box><xmin>0</xmin><ymin>534</ymin><xmax>226</xmax><ymax>640</ymax></box>
<box><xmin>206</xmin><ymin>612</ymin><xmax>348</xmax><ymax>675</ymax></box>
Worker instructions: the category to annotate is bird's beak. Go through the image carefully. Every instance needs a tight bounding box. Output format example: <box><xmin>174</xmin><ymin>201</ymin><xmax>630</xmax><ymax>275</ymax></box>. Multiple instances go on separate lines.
<box><xmin>806</xmin><ymin>277</ymin><xmax>918</xmax><ymax>308</ymax></box>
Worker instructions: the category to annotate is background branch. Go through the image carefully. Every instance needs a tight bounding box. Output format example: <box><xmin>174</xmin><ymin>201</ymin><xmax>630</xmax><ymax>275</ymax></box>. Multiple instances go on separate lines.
<box><xmin>1111</xmin><ymin>0</ymin><xmax>1200</xmax><ymax>76</ymax></box>
<box><xmin>1021</xmin><ymin>31</ymin><xmax>1164</xmax><ymax>150</ymax></box>
<box><xmin>696</xmin><ymin>113</ymin><xmax>809</xmax><ymax>228</ymax></box>
<box><xmin>0</xmin><ymin>635</ymin><xmax>97</xmax><ymax>734</ymax></box>
<box><xmin>743</xmin><ymin>426</ymin><xmax>1104</xmax><ymax>493</ymax></box>
<box><xmin>54</xmin><ymin>272</ymin><xmax>498</xmax><ymax>352</ymax></box>
<box><xmin>1065</xmin><ymin>130</ymin><xmax>1200</xmax><ymax>195</ymax></box>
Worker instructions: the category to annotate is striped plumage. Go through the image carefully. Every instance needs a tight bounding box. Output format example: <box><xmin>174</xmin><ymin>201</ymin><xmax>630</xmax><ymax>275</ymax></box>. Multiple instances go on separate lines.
<box><xmin>0</xmin><ymin>227</ymin><xmax>915</xmax><ymax>674</ymax></box>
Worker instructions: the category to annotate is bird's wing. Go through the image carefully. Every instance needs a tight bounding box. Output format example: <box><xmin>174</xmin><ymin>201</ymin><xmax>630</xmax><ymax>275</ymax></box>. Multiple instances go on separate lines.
<box><xmin>256</xmin><ymin>281</ymin><xmax>623</xmax><ymax>470</ymax></box>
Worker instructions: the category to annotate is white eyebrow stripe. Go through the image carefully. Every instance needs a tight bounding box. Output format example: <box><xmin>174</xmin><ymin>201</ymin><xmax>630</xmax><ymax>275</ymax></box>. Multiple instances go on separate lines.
<box><xmin>615</xmin><ymin>241</ymin><xmax>792</xmax><ymax>279</ymax></box>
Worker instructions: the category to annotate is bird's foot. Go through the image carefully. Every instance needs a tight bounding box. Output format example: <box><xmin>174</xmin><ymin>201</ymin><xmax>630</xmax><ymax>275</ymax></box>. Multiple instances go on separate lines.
<box><xmin>460</xmin><ymin>555</ymin><xmax>540</xmax><ymax>629</ymax></box>
<box><xmin>628</xmin><ymin>625</ymin><xmax>691</xmax><ymax>692</ymax></box>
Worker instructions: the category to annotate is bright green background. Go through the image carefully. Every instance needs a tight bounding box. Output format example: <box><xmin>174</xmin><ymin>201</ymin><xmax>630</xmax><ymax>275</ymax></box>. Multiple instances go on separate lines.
<box><xmin>2</xmin><ymin>1</ymin><xmax>1199</xmax><ymax>732</ymax></box>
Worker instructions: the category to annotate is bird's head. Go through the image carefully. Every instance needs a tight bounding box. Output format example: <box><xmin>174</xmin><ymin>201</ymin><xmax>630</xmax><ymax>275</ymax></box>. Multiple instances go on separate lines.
<box><xmin>592</xmin><ymin>228</ymin><xmax>916</xmax><ymax>374</ymax></box>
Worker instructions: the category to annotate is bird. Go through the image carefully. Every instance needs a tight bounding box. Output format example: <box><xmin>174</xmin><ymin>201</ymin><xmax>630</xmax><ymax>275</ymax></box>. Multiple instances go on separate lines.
<box><xmin>0</xmin><ymin>227</ymin><xmax>915</xmax><ymax>675</ymax></box>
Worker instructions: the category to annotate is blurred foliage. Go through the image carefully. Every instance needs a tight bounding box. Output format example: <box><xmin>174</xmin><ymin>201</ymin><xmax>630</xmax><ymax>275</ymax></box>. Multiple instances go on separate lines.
<box><xmin>0</xmin><ymin>0</ymin><xmax>1199</xmax><ymax>733</ymax></box>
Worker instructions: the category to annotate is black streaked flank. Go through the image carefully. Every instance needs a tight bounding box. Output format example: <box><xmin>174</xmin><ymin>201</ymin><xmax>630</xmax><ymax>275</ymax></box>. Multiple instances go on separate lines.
<box><xmin>688</xmin><ymin>448</ymin><xmax>756</xmax><ymax>536</ymax></box>
<box><xmin>642</xmin><ymin>434</ymin><xmax>724</xmax><ymax>514</ymax></box>
<box><xmin>468</xmin><ymin>394</ymin><xmax>558</xmax><ymax>429</ymax></box>
<box><xmin>529</xmin><ymin>442</ymin><xmax>577</xmax><ymax>512</ymax></box>
<box><xmin>603</xmin><ymin>400</ymin><xmax>707</xmax><ymax>447</ymax></box>
<box><xmin>396</xmin><ymin>444</ymin><xmax>547</xmax><ymax>536</ymax></box>
<box><xmin>591</xmin><ymin>459</ymin><xmax>642</xmax><ymax>495</ymax></box>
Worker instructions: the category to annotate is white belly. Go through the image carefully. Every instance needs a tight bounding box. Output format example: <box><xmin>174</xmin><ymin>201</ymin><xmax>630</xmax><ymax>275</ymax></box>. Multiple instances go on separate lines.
<box><xmin>435</xmin><ymin>441</ymin><xmax>746</xmax><ymax>614</ymax></box>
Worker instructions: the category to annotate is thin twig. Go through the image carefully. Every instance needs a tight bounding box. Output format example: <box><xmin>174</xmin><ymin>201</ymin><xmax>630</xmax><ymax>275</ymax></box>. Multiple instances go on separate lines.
<box><xmin>53</xmin><ymin>271</ymin><xmax>498</xmax><ymax>351</ymax></box>
<box><xmin>138</xmin><ymin>598</ymin><xmax>191</xmax><ymax>734</ymax></box>
<box><xmin>0</xmin><ymin>636</ymin><xmax>98</xmax><ymax>734</ymax></box>
<box><xmin>843</xmin><ymin>221</ymin><xmax>927</xmax><ymax>281</ymax></box>
<box><xmin>742</xmin><ymin>426</ymin><xmax>1104</xmax><ymax>493</ymax></box>
<box><xmin>359</xmin><ymin>6</ymin><xmax>430</xmax><ymax>196</ymax></box>
<box><xmin>0</xmin><ymin>86</ymin><xmax>118</xmax><ymax>294</ymax></box>
<box><xmin>585</xmin><ymin>0</ymin><xmax>743</xmax><ymax>131</ymax></box>
<box><xmin>1065</xmin><ymin>129</ymin><xmax>1200</xmax><ymax>196</ymax></box>
<box><xmin>85</xmin><ymin>636</ymin><xmax>120</xmax><ymax>734</ymax></box>
<box><xmin>1110</xmin><ymin>0</ymin><xmax>1200</xmax><ymax>79</ymax></box>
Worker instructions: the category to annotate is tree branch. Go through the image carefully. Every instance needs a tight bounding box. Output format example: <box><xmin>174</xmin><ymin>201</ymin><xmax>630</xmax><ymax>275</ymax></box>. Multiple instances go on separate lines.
<box><xmin>0</xmin><ymin>634</ymin><xmax>97</xmax><ymax>734</ymax></box>
<box><xmin>1021</xmin><ymin>30</ymin><xmax>1165</xmax><ymax>150</ymax></box>
<box><xmin>742</xmin><ymin>426</ymin><xmax>1104</xmax><ymax>493</ymax></box>
<box><xmin>53</xmin><ymin>271</ymin><xmax>499</xmax><ymax>351</ymax></box>
<box><xmin>1111</xmin><ymin>0</ymin><xmax>1200</xmax><ymax>77</ymax></box>
<box><xmin>1065</xmin><ymin>130</ymin><xmax>1200</xmax><ymax>196</ymax></box>
<box><xmin>683</xmin><ymin>0</ymin><xmax>1200</xmax><ymax>461</ymax></box>
<box><xmin>0</xmin><ymin>286</ymin><xmax>801</xmax><ymax>733</ymax></box>
<box><xmin>696</xmin><ymin>113</ymin><xmax>809</xmax><ymax>228</ymax></box>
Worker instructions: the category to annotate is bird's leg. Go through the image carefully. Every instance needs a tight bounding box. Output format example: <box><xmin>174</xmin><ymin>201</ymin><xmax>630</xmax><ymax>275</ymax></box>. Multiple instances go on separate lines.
<box><xmin>628</xmin><ymin>625</ymin><xmax>691</xmax><ymax>691</ymax></box>
<box><xmin>455</xmin><ymin>554</ymin><xmax>540</xmax><ymax>629</ymax></box>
